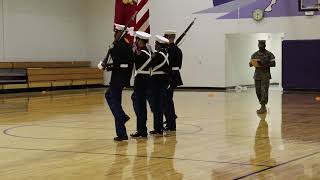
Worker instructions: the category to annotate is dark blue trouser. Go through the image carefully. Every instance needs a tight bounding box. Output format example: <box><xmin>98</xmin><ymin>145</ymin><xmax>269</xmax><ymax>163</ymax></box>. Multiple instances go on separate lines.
<box><xmin>150</xmin><ymin>76</ymin><xmax>167</xmax><ymax>132</ymax></box>
<box><xmin>105</xmin><ymin>85</ymin><xmax>127</xmax><ymax>138</ymax></box>
<box><xmin>132</xmin><ymin>77</ymin><xmax>150</xmax><ymax>134</ymax></box>
<box><xmin>131</xmin><ymin>90</ymin><xmax>154</xmax><ymax>115</ymax></box>
<box><xmin>164</xmin><ymin>85</ymin><xmax>177</xmax><ymax>129</ymax></box>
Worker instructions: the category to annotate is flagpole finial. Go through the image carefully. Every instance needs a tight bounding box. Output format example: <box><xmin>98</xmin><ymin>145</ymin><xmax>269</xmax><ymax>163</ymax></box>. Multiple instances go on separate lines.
<box><xmin>122</xmin><ymin>0</ymin><xmax>136</xmax><ymax>5</ymax></box>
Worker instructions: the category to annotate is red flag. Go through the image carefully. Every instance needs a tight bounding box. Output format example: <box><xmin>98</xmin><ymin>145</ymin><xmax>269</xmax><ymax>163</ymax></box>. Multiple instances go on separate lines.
<box><xmin>114</xmin><ymin>0</ymin><xmax>150</xmax><ymax>43</ymax></box>
<box><xmin>114</xmin><ymin>0</ymin><xmax>137</xmax><ymax>43</ymax></box>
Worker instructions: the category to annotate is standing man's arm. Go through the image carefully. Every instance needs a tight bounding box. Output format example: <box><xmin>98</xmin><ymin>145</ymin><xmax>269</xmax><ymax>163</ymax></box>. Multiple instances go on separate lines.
<box><xmin>249</xmin><ymin>54</ymin><xmax>255</xmax><ymax>67</ymax></box>
<box><xmin>260</xmin><ymin>52</ymin><xmax>275</xmax><ymax>67</ymax></box>
<box><xmin>257</xmin><ymin>52</ymin><xmax>275</xmax><ymax>67</ymax></box>
<box><xmin>269</xmin><ymin>53</ymin><xmax>276</xmax><ymax>67</ymax></box>
<box><xmin>177</xmin><ymin>48</ymin><xmax>183</xmax><ymax>69</ymax></box>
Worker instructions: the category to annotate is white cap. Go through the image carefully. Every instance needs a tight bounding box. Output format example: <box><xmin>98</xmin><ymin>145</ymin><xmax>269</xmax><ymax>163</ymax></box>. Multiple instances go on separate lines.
<box><xmin>164</xmin><ymin>30</ymin><xmax>177</xmax><ymax>35</ymax></box>
<box><xmin>155</xmin><ymin>35</ymin><xmax>169</xmax><ymax>44</ymax></box>
<box><xmin>135</xmin><ymin>31</ymin><xmax>151</xmax><ymax>40</ymax></box>
<box><xmin>114</xmin><ymin>24</ymin><xmax>125</xmax><ymax>31</ymax></box>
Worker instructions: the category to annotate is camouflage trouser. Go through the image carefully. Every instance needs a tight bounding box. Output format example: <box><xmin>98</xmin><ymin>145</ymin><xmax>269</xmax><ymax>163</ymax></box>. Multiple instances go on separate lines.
<box><xmin>255</xmin><ymin>79</ymin><xmax>270</xmax><ymax>105</ymax></box>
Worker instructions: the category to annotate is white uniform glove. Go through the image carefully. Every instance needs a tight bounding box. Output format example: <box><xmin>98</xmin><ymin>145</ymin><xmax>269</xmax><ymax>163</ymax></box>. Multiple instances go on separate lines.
<box><xmin>127</xmin><ymin>27</ymin><xmax>135</xmax><ymax>36</ymax></box>
<box><xmin>98</xmin><ymin>61</ymin><xmax>104</xmax><ymax>70</ymax></box>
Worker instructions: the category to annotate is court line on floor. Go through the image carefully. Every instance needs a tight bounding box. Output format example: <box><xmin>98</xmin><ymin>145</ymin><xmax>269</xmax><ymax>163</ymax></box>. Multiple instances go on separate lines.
<box><xmin>3</xmin><ymin>123</ymin><xmax>319</xmax><ymax>144</ymax></box>
<box><xmin>233</xmin><ymin>151</ymin><xmax>320</xmax><ymax>180</ymax></box>
<box><xmin>0</xmin><ymin>146</ymin><xmax>271</xmax><ymax>168</ymax></box>
<box><xmin>4</xmin><ymin>123</ymin><xmax>319</xmax><ymax>173</ymax></box>
<box><xmin>2</xmin><ymin>123</ymin><xmax>203</xmax><ymax>140</ymax></box>
<box><xmin>0</xmin><ymin>124</ymin><xmax>285</xmax><ymax>142</ymax></box>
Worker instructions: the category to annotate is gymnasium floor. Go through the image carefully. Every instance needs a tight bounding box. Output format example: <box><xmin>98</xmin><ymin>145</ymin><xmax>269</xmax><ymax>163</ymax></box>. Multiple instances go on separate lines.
<box><xmin>0</xmin><ymin>88</ymin><xmax>319</xmax><ymax>180</ymax></box>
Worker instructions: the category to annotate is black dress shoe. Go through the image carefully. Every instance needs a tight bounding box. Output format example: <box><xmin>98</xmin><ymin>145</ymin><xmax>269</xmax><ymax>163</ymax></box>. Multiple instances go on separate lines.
<box><xmin>149</xmin><ymin>130</ymin><xmax>163</xmax><ymax>135</ymax></box>
<box><xmin>113</xmin><ymin>136</ymin><xmax>128</xmax><ymax>141</ymax></box>
<box><xmin>164</xmin><ymin>127</ymin><xmax>176</xmax><ymax>131</ymax></box>
<box><xmin>124</xmin><ymin>114</ymin><xmax>130</xmax><ymax>123</ymax></box>
<box><xmin>130</xmin><ymin>132</ymin><xmax>148</xmax><ymax>138</ymax></box>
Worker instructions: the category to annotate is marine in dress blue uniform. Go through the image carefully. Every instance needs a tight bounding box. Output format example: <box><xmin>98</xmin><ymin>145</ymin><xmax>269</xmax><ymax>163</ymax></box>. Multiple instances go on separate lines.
<box><xmin>98</xmin><ymin>24</ymin><xmax>133</xmax><ymax>141</ymax></box>
<box><xmin>130</xmin><ymin>31</ymin><xmax>152</xmax><ymax>138</ymax></box>
<box><xmin>149</xmin><ymin>35</ymin><xmax>170</xmax><ymax>135</ymax></box>
<box><xmin>163</xmin><ymin>30</ymin><xmax>183</xmax><ymax>131</ymax></box>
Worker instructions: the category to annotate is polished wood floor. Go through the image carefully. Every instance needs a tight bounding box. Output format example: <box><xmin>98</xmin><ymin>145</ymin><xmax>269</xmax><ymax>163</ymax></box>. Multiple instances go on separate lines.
<box><xmin>0</xmin><ymin>88</ymin><xmax>319</xmax><ymax>180</ymax></box>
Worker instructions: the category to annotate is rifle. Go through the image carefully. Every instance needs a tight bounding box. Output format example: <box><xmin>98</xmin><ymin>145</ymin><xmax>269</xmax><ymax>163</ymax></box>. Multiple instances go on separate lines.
<box><xmin>101</xmin><ymin>11</ymin><xmax>138</xmax><ymax>70</ymax></box>
<box><xmin>175</xmin><ymin>18</ymin><xmax>197</xmax><ymax>46</ymax></box>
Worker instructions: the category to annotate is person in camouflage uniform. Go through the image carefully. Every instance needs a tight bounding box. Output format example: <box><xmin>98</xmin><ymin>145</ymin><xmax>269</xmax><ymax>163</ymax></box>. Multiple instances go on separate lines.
<box><xmin>249</xmin><ymin>40</ymin><xmax>276</xmax><ymax>114</ymax></box>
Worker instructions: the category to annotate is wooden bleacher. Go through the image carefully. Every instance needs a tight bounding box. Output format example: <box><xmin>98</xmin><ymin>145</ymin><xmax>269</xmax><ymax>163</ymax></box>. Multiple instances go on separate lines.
<box><xmin>12</xmin><ymin>61</ymin><xmax>91</xmax><ymax>68</ymax></box>
<box><xmin>0</xmin><ymin>61</ymin><xmax>104</xmax><ymax>90</ymax></box>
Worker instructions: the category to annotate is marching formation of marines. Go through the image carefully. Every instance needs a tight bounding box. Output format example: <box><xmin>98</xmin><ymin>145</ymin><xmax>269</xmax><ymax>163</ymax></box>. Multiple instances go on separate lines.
<box><xmin>98</xmin><ymin>23</ymin><xmax>184</xmax><ymax>141</ymax></box>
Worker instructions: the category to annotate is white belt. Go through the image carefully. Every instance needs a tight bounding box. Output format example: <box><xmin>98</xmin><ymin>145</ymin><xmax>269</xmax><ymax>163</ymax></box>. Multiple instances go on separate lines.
<box><xmin>172</xmin><ymin>67</ymin><xmax>180</xmax><ymax>71</ymax></box>
<box><xmin>151</xmin><ymin>71</ymin><xmax>166</xmax><ymax>76</ymax></box>
<box><xmin>120</xmin><ymin>64</ymin><xmax>129</xmax><ymax>68</ymax></box>
<box><xmin>135</xmin><ymin>70</ymin><xmax>151</xmax><ymax>76</ymax></box>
